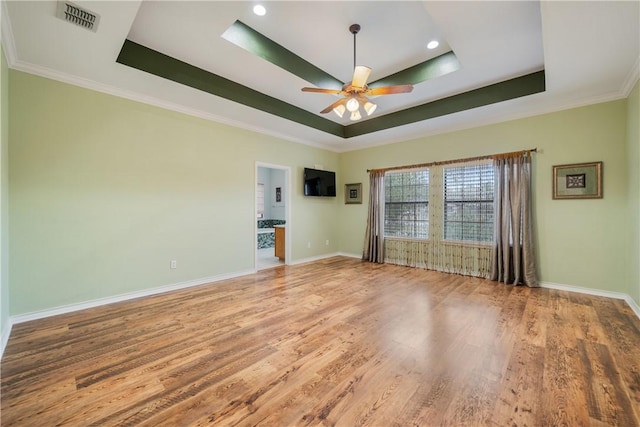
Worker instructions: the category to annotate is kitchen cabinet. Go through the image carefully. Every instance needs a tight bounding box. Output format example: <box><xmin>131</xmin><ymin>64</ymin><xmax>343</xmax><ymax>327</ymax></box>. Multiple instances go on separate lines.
<box><xmin>274</xmin><ymin>226</ymin><xmax>285</xmax><ymax>260</ymax></box>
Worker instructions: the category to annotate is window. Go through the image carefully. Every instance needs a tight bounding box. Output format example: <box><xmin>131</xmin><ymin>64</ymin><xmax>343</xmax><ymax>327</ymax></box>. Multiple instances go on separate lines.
<box><xmin>256</xmin><ymin>183</ymin><xmax>265</xmax><ymax>218</ymax></box>
<box><xmin>384</xmin><ymin>169</ymin><xmax>429</xmax><ymax>239</ymax></box>
<box><xmin>444</xmin><ymin>163</ymin><xmax>494</xmax><ymax>242</ymax></box>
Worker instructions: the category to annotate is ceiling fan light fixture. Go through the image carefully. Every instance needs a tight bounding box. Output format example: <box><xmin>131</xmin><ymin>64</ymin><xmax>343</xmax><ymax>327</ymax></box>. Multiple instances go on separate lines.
<box><xmin>301</xmin><ymin>23</ymin><xmax>414</xmax><ymax>119</ymax></box>
<box><xmin>364</xmin><ymin>101</ymin><xmax>377</xmax><ymax>116</ymax></box>
<box><xmin>346</xmin><ymin>97</ymin><xmax>359</xmax><ymax>112</ymax></box>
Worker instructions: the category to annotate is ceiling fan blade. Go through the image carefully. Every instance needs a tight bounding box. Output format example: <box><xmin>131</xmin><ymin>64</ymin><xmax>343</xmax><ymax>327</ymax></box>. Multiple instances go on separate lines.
<box><xmin>351</xmin><ymin>66</ymin><xmax>371</xmax><ymax>89</ymax></box>
<box><xmin>320</xmin><ymin>98</ymin><xmax>347</xmax><ymax>114</ymax></box>
<box><xmin>301</xmin><ymin>87</ymin><xmax>343</xmax><ymax>94</ymax></box>
<box><xmin>366</xmin><ymin>85</ymin><xmax>414</xmax><ymax>96</ymax></box>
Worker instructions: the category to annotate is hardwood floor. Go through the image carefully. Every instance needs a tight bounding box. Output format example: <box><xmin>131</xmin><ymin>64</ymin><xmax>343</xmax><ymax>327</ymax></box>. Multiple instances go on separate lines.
<box><xmin>2</xmin><ymin>257</ymin><xmax>639</xmax><ymax>426</ymax></box>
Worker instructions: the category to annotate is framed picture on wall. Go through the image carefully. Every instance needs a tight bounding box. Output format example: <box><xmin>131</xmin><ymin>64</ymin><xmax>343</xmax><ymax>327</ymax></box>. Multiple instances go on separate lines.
<box><xmin>553</xmin><ymin>161</ymin><xmax>602</xmax><ymax>199</ymax></box>
<box><xmin>345</xmin><ymin>183</ymin><xmax>362</xmax><ymax>204</ymax></box>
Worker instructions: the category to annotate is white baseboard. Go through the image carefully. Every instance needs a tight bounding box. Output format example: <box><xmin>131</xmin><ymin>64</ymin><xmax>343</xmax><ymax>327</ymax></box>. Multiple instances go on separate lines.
<box><xmin>337</xmin><ymin>252</ymin><xmax>363</xmax><ymax>259</ymax></box>
<box><xmin>10</xmin><ymin>269</ymin><xmax>256</xmax><ymax>326</ymax></box>
<box><xmin>3</xmin><ymin>265</ymin><xmax>639</xmax><ymax>360</ymax></box>
<box><xmin>289</xmin><ymin>252</ymin><xmax>363</xmax><ymax>265</ymax></box>
<box><xmin>625</xmin><ymin>296</ymin><xmax>640</xmax><ymax>320</ymax></box>
<box><xmin>1</xmin><ymin>320</ymin><xmax>13</xmax><ymax>360</ymax></box>
<box><xmin>289</xmin><ymin>252</ymin><xmax>341</xmax><ymax>266</ymax></box>
<box><xmin>540</xmin><ymin>281</ymin><xmax>640</xmax><ymax>320</ymax></box>
<box><xmin>8</xmin><ymin>254</ymin><xmax>358</xmax><ymax>327</ymax></box>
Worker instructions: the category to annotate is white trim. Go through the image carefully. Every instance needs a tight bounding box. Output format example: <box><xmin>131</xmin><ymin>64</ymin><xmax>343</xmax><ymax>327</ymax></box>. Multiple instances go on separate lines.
<box><xmin>0</xmin><ymin>0</ymin><xmax>14</xmax><ymax>362</ymax></box>
<box><xmin>625</xmin><ymin>296</ymin><xmax>640</xmax><ymax>321</ymax></box>
<box><xmin>540</xmin><ymin>281</ymin><xmax>629</xmax><ymax>300</ymax></box>
<box><xmin>0</xmin><ymin>1</ymin><xmax>17</xmax><ymax>65</ymax></box>
<box><xmin>255</xmin><ymin>162</ymin><xmax>292</xmax><ymax>271</ymax></box>
<box><xmin>540</xmin><ymin>281</ymin><xmax>640</xmax><ymax>320</ymax></box>
<box><xmin>1</xmin><ymin>320</ymin><xmax>13</xmax><ymax>359</ymax></box>
<box><xmin>10</xmin><ymin>269</ymin><xmax>255</xmax><ymax>325</ymax></box>
<box><xmin>0</xmin><ymin>3</ymin><xmax>333</xmax><ymax>152</ymax></box>
<box><xmin>289</xmin><ymin>252</ymin><xmax>342</xmax><ymax>266</ymax></box>
<box><xmin>336</xmin><ymin>89</ymin><xmax>633</xmax><ymax>154</ymax></box>
<box><xmin>2</xmin><ymin>0</ymin><xmax>637</xmax><ymax>158</ymax></box>
<box><xmin>621</xmin><ymin>56</ymin><xmax>640</xmax><ymax>97</ymax></box>
<box><xmin>337</xmin><ymin>251</ymin><xmax>362</xmax><ymax>259</ymax></box>
<box><xmin>11</xmin><ymin>59</ymin><xmax>334</xmax><ymax>152</ymax></box>
<box><xmin>3</xmin><ymin>266</ymin><xmax>639</xmax><ymax>358</ymax></box>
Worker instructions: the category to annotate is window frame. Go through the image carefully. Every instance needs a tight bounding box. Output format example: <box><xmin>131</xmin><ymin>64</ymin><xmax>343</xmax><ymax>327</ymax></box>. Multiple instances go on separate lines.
<box><xmin>256</xmin><ymin>183</ymin><xmax>265</xmax><ymax>219</ymax></box>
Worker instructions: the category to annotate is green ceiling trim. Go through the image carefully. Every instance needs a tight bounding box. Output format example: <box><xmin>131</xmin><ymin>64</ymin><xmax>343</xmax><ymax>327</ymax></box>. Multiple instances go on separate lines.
<box><xmin>116</xmin><ymin>39</ymin><xmax>343</xmax><ymax>137</ymax></box>
<box><xmin>222</xmin><ymin>20</ymin><xmax>344</xmax><ymax>90</ymax></box>
<box><xmin>221</xmin><ymin>21</ymin><xmax>460</xmax><ymax>89</ymax></box>
<box><xmin>344</xmin><ymin>70</ymin><xmax>546</xmax><ymax>138</ymax></box>
<box><xmin>116</xmin><ymin>39</ymin><xmax>545</xmax><ymax>140</ymax></box>
<box><xmin>368</xmin><ymin>51</ymin><xmax>461</xmax><ymax>88</ymax></box>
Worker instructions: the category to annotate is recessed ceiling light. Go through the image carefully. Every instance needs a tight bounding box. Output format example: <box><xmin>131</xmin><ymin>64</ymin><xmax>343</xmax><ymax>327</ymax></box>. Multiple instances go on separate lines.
<box><xmin>427</xmin><ymin>40</ymin><xmax>439</xmax><ymax>50</ymax></box>
<box><xmin>253</xmin><ymin>5</ymin><xmax>266</xmax><ymax>16</ymax></box>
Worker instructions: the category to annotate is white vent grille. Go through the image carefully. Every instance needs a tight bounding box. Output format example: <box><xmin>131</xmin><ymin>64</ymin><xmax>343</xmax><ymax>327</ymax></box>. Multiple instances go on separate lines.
<box><xmin>56</xmin><ymin>1</ymin><xmax>100</xmax><ymax>32</ymax></box>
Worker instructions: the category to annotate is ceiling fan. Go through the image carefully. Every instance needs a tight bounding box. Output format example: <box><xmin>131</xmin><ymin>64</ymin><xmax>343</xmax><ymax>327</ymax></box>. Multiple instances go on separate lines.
<box><xmin>302</xmin><ymin>24</ymin><xmax>414</xmax><ymax>121</ymax></box>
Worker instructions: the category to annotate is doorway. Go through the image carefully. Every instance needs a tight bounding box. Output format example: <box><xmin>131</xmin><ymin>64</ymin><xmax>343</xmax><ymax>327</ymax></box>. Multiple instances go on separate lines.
<box><xmin>255</xmin><ymin>162</ymin><xmax>291</xmax><ymax>270</ymax></box>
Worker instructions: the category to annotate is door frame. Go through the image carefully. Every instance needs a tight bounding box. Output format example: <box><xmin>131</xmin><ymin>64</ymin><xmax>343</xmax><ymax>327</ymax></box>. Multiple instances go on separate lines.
<box><xmin>255</xmin><ymin>162</ymin><xmax>291</xmax><ymax>269</ymax></box>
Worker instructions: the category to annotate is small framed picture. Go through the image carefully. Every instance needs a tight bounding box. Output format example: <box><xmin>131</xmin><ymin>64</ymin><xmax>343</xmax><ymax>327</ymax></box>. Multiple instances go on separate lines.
<box><xmin>345</xmin><ymin>183</ymin><xmax>362</xmax><ymax>204</ymax></box>
<box><xmin>553</xmin><ymin>161</ymin><xmax>602</xmax><ymax>199</ymax></box>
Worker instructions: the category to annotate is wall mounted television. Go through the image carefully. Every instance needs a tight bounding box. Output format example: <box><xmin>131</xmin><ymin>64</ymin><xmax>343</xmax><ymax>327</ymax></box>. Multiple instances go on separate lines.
<box><xmin>303</xmin><ymin>168</ymin><xmax>336</xmax><ymax>197</ymax></box>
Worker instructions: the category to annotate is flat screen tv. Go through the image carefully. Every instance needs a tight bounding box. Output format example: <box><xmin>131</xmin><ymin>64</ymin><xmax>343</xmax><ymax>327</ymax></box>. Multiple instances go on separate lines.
<box><xmin>303</xmin><ymin>168</ymin><xmax>336</xmax><ymax>197</ymax></box>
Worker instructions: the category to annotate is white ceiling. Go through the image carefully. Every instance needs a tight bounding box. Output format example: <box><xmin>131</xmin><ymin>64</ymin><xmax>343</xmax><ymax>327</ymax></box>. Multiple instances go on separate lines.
<box><xmin>2</xmin><ymin>1</ymin><xmax>639</xmax><ymax>152</ymax></box>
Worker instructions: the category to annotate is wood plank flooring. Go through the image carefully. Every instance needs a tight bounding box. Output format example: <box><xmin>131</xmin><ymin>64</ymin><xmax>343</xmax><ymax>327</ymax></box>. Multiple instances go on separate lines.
<box><xmin>2</xmin><ymin>257</ymin><xmax>640</xmax><ymax>426</ymax></box>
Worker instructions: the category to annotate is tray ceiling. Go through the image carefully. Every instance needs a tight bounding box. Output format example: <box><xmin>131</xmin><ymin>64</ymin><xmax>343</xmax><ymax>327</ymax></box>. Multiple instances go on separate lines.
<box><xmin>2</xmin><ymin>1</ymin><xmax>638</xmax><ymax>151</ymax></box>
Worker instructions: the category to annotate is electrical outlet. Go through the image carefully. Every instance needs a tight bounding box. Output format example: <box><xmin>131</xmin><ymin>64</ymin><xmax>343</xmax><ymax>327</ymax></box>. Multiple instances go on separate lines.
<box><xmin>170</xmin><ymin>260</ymin><xmax>177</xmax><ymax>269</ymax></box>
<box><xmin>307</xmin><ymin>242</ymin><xmax>311</xmax><ymax>249</ymax></box>
<box><xmin>326</xmin><ymin>240</ymin><xmax>329</xmax><ymax>246</ymax></box>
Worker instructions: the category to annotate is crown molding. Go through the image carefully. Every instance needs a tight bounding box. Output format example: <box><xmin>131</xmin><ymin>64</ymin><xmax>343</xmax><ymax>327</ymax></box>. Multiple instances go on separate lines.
<box><xmin>2</xmin><ymin>49</ymin><xmax>636</xmax><ymax>157</ymax></box>
<box><xmin>1</xmin><ymin>0</ymin><xmax>637</xmax><ymax>156</ymax></box>
<box><xmin>1</xmin><ymin>0</ymin><xmax>17</xmax><ymax>65</ymax></box>
<box><xmin>0</xmin><ymin>4</ymin><xmax>343</xmax><ymax>152</ymax></box>
<box><xmin>621</xmin><ymin>55</ymin><xmax>640</xmax><ymax>97</ymax></box>
<box><xmin>337</xmin><ymin>87</ymin><xmax>633</xmax><ymax>153</ymax></box>
<box><xmin>0</xmin><ymin>3</ymin><xmax>338</xmax><ymax>153</ymax></box>
<box><xmin>10</xmin><ymin>58</ymin><xmax>339</xmax><ymax>152</ymax></box>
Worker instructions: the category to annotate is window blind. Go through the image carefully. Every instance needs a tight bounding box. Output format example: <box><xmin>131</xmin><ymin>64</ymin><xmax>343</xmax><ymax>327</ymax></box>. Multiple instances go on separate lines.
<box><xmin>443</xmin><ymin>163</ymin><xmax>494</xmax><ymax>242</ymax></box>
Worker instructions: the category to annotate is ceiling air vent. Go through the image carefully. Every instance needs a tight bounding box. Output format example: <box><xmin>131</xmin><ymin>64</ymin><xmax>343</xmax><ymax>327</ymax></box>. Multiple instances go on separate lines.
<box><xmin>56</xmin><ymin>1</ymin><xmax>100</xmax><ymax>33</ymax></box>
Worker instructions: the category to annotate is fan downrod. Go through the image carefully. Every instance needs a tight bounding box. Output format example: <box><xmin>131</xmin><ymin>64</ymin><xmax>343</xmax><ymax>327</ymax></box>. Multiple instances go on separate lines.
<box><xmin>350</xmin><ymin>24</ymin><xmax>361</xmax><ymax>71</ymax></box>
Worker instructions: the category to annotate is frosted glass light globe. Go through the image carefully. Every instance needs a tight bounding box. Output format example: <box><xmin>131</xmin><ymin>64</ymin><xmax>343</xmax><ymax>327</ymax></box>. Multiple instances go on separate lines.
<box><xmin>346</xmin><ymin>98</ymin><xmax>359</xmax><ymax>112</ymax></box>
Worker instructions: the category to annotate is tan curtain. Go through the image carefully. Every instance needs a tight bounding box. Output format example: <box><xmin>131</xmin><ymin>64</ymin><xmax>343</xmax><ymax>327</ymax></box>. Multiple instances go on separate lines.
<box><xmin>383</xmin><ymin>162</ymin><xmax>493</xmax><ymax>278</ymax></box>
<box><xmin>363</xmin><ymin>170</ymin><xmax>385</xmax><ymax>263</ymax></box>
<box><xmin>490</xmin><ymin>154</ymin><xmax>538</xmax><ymax>286</ymax></box>
<box><xmin>385</xmin><ymin>239</ymin><xmax>492</xmax><ymax>278</ymax></box>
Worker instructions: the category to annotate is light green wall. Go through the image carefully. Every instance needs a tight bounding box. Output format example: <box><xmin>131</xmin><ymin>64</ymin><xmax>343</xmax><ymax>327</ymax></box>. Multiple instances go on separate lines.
<box><xmin>7</xmin><ymin>66</ymin><xmax>639</xmax><ymax>316</ymax></box>
<box><xmin>627</xmin><ymin>80</ymin><xmax>640</xmax><ymax>305</ymax></box>
<box><xmin>9</xmin><ymin>70</ymin><xmax>339</xmax><ymax>315</ymax></box>
<box><xmin>1</xmin><ymin>48</ymin><xmax>9</xmax><ymax>338</ymax></box>
<box><xmin>339</xmin><ymin>100</ymin><xmax>629</xmax><ymax>294</ymax></box>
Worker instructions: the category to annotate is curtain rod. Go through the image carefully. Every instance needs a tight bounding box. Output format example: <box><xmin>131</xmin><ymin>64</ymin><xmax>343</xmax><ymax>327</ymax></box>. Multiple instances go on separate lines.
<box><xmin>367</xmin><ymin>148</ymin><xmax>537</xmax><ymax>173</ymax></box>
